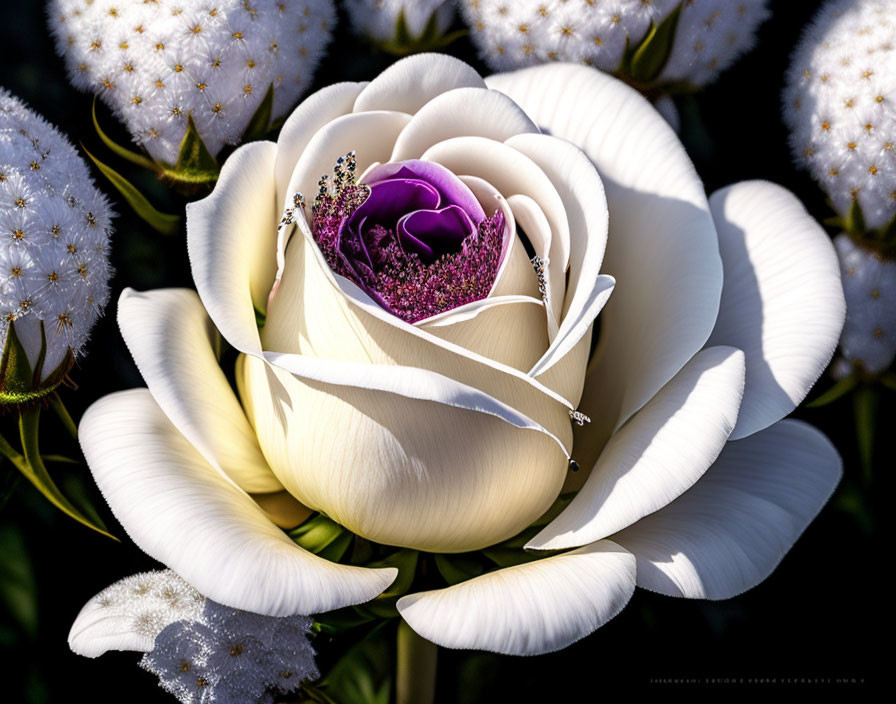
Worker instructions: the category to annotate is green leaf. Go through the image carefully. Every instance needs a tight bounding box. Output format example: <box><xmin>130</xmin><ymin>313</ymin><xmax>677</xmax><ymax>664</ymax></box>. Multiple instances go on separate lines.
<box><xmin>853</xmin><ymin>384</ymin><xmax>878</xmax><ymax>486</ymax></box>
<box><xmin>0</xmin><ymin>524</ymin><xmax>38</xmax><ymax>638</ymax></box>
<box><xmin>629</xmin><ymin>5</ymin><xmax>681</xmax><ymax>83</ymax></box>
<box><xmin>320</xmin><ymin>622</ymin><xmax>394</xmax><ymax>704</ymax></box>
<box><xmin>0</xmin><ymin>320</ymin><xmax>39</xmax><ymax>405</ymax></box>
<box><xmin>288</xmin><ymin>513</ymin><xmax>348</xmax><ymax>555</ymax></box>
<box><xmin>240</xmin><ymin>84</ymin><xmax>275</xmax><ymax>143</ymax></box>
<box><xmin>314</xmin><ymin>607</ymin><xmax>378</xmax><ymax>635</ymax></box>
<box><xmin>171</xmin><ymin>114</ymin><xmax>219</xmax><ymax>184</ymax></box>
<box><xmin>10</xmin><ymin>406</ymin><xmax>116</xmax><ymax>540</ymax></box>
<box><xmin>363</xmin><ymin>549</ymin><xmax>418</xmax><ymax>618</ymax></box>
<box><xmin>875</xmin><ymin>210</ymin><xmax>896</xmax><ymax>244</ymax></box>
<box><xmin>433</xmin><ymin>553</ymin><xmax>484</xmax><ymax>586</ymax></box>
<box><xmin>82</xmin><ymin>144</ymin><xmax>181</xmax><ymax>236</ymax></box>
<box><xmin>317</xmin><ymin>530</ymin><xmax>354</xmax><ymax>563</ymax></box>
<box><xmin>806</xmin><ymin>373</ymin><xmax>859</xmax><ymax>407</ymax></box>
<box><xmin>92</xmin><ymin>98</ymin><xmax>157</xmax><ymax>172</ymax></box>
<box><xmin>845</xmin><ymin>197</ymin><xmax>867</xmax><ymax>238</ymax></box>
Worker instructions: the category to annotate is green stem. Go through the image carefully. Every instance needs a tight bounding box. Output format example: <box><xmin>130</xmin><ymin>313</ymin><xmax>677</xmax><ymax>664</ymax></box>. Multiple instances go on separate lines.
<box><xmin>50</xmin><ymin>391</ymin><xmax>79</xmax><ymax>440</ymax></box>
<box><xmin>396</xmin><ymin>620</ymin><xmax>437</xmax><ymax>704</ymax></box>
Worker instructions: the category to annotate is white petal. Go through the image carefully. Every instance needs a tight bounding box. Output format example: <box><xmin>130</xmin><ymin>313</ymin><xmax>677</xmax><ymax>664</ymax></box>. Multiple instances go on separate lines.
<box><xmin>390</xmin><ymin>87</ymin><xmax>538</xmax><ymax>161</ymax></box>
<box><xmin>488</xmin><ymin>64</ymin><xmax>723</xmax><ymax>433</ymax></box>
<box><xmin>706</xmin><ymin>181</ymin><xmax>846</xmax><ymax>440</ymax></box>
<box><xmin>397</xmin><ymin>540</ymin><xmax>635</xmax><ymax>655</ymax></box>
<box><xmin>238</xmin><ymin>354</ymin><xmax>568</xmax><ymax>553</ymax></box>
<box><xmin>530</xmin><ymin>347</ymin><xmax>745</xmax><ymax>550</ymax></box>
<box><xmin>352</xmin><ymin>53</ymin><xmax>485</xmax><ymax>114</ymax></box>
<box><xmin>79</xmin><ymin>389</ymin><xmax>397</xmax><ymax>616</ymax></box>
<box><xmin>283</xmin><ymin>110</ymin><xmax>412</xmax><ymax>227</ymax></box>
<box><xmin>275</xmin><ymin>82</ymin><xmax>367</xmax><ymax>210</ymax></box>
<box><xmin>186</xmin><ymin>141</ymin><xmax>277</xmax><ymax>356</ymax></box>
<box><xmin>612</xmin><ymin>419</ymin><xmax>842</xmax><ymax>599</ymax></box>
<box><xmin>118</xmin><ymin>288</ymin><xmax>282</xmax><ymax>493</ymax></box>
<box><xmin>69</xmin><ymin>570</ymin><xmax>204</xmax><ymax>658</ymax></box>
<box><xmin>505</xmin><ymin>133</ymin><xmax>610</xmax><ymax>379</ymax></box>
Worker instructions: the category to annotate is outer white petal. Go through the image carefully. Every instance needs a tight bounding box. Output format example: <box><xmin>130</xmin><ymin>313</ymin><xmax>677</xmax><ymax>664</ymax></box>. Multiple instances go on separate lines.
<box><xmin>488</xmin><ymin>64</ymin><xmax>723</xmax><ymax>435</ymax></box>
<box><xmin>352</xmin><ymin>53</ymin><xmax>486</xmax><ymax>114</ymax></box>
<box><xmin>612</xmin><ymin>419</ymin><xmax>842</xmax><ymax>600</ymax></box>
<box><xmin>397</xmin><ymin>540</ymin><xmax>635</xmax><ymax>656</ymax></box>
<box><xmin>530</xmin><ymin>347</ymin><xmax>745</xmax><ymax>551</ymax></box>
<box><xmin>275</xmin><ymin>82</ymin><xmax>367</xmax><ymax>210</ymax></box>
<box><xmin>390</xmin><ymin>87</ymin><xmax>538</xmax><ymax>161</ymax></box>
<box><xmin>79</xmin><ymin>389</ymin><xmax>397</xmax><ymax>616</ymax></box>
<box><xmin>118</xmin><ymin>287</ymin><xmax>281</xmax><ymax>494</ymax></box>
<box><xmin>706</xmin><ymin>181</ymin><xmax>846</xmax><ymax>440</ymax></box>
<box><xmin>187</xmin><ymin>140</ymin><xmax>277</xmax><ymax>355</ymax></box>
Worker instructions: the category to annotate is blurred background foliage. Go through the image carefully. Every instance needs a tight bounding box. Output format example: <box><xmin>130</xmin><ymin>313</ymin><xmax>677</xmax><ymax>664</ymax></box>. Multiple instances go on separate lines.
<box><xmin>0</xmin><ymin>0</ymin><xmax>881</xmax><ymax>699</ymax></box>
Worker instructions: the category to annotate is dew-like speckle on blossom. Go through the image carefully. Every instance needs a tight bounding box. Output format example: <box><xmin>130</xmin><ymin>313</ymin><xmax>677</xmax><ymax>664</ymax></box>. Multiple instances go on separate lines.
<box><xmin>345</xmin><ymin>0</ymin><xmax>455</xmax><ymax>44</ymax></box>
<box><xmin>307</xmin><ymin>154</ymin><xmax>506</xmax><ymax>324</ymax></box>
<box><xmin>0</xmin><ymin>89</ymin><xmax>112</xmax><ymax>382</ymax></box>
<box><xmin>48</xmin><ymin>0</ymin><xmax>336</xmax><ymax>164</ymax></box>
<box><xmin>783</xmin><ymin>0</ymin><xmax>896</xmax><ymax>230</ymax></box>
<box><xmin>834</xmin><ymin>233</ymin><xmax>896</xmax><ymax>374</ymax></box>
<box><xmin>460</xmin><ymin>0</ymin><xmax>768</xmax><ymax>87</ymax></box>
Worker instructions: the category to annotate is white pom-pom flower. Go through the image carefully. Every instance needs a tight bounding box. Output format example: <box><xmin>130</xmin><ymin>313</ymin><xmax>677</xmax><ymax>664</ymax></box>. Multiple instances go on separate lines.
<box><xmin>0</xmin><ymin>89</ymin><xmax>112</xmax><ymax>403</ymax></box>
<box><xmin>834</xmin><ymin>233</ymin><xmax>896</xmax><ymax>374</ymax></box>
<box><xmin>460</xmin><ymin>0</ymin><xmax>768</xmax><ymax>88</ymax></box>
<box><xmin>345</xmin><ymin>0</ymin><xmax>455</xmax><ymax>50</ymax></box>
<box><xmin>48</xmin><ymin>0</ymin><xmax>336</xmax><ymax>165</ymax></box>
<box><xmin>70</xmin><ymin>570</ymin><xmax>318</xmax><ymax>704</ymax></box>
<box><xmin>783</xmin><ymin>0</ymin><xmax>896</xmax><ymax>230</ymax></box>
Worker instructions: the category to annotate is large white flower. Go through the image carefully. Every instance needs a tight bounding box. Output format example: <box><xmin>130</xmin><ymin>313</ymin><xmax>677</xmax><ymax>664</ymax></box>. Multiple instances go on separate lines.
<box><xmin>72</xmin><ymin>54</ymin><xmax>845</xmax><ymax>656</ymax></box>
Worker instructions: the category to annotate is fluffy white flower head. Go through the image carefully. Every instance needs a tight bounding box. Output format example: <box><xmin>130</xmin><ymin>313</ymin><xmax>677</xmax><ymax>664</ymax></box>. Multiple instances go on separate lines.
<box><xmin>834</xmin><ymin>233</ymin><xmax>896</xmax><ymax>374</ymax></box>
<box><xmin>345</xmin><ymin>0</ymin><xmax>455</xmax><ymax>43</ymax></box>
<box><xmin>783</xmin><ymin>0</ymin><xmax>896</xmax><ymax>230</ymax></box>
<box><xmin>48</xmin><ymin>0</ymin><xmax>336</xmax><ymax>165</ymax></box>
<box><xmin>0</xmin><ymin>89</ymin><xmax>112</xmax><ymax>390</ymax></box>
<box><xmin>460</xmin><ymin>0</ymin><xmax>768</xmax><ymax>87</ymax></box>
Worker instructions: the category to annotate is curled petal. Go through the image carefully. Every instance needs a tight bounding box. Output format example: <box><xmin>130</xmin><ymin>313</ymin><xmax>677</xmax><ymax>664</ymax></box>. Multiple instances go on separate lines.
<box><xmin>397</xmin><ymin>541</ymin><xmax>635</xmax><ymax>655</ymax></box>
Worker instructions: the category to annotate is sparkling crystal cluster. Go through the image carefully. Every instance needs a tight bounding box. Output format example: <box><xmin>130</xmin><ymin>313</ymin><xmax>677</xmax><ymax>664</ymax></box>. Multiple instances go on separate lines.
<box><xmin>0</xmin><ymin>89</ymin><xmax>112</xmax><ymax>384</ymax></box>
<box><xmin>460</xmin><ymin>0</ymin><xmax>769</xmax><ymax>88</ymax></box>
<box><xmin>48</xmin><ymin>0</ymin><xmax>336</xmax><ymax>164</ymax></box>
<box><xmin>783</xmin><ymin>0</ymin><xmax>896</xmax><ymax>230</ymax></box>
<box><xmin>345</xmin><ymin>0</ymin><xmax>455</xmax><ymax>43</ymax></box>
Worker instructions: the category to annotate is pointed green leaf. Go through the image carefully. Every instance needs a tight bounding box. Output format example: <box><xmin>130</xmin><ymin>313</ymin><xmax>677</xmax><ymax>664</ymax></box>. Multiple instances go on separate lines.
<box><xmin>82</xmin><ymin>145</ymin><xmax>181</xmax><ymax>235</ymax></box>
<box><xmin>0</xmin><ymin>320</ymin><xmax>37</xmax><ymax>405</ymax></box>
<box><xmin>845</xmin><ymin>197</ymin><xmax>867</xmax><ymax>238</ymax></box>
<box><xmin>170</xmin><ymin>114</ymin><xmax>219</xmax><ymax>184</ymax></box>
<box><xmin>241</xmin><ymin>84</ymin><xmax>275</xmax><ymax>143</ymax></box>
<box><xmin>15</xmin><ymin>406</ymin><xmax>117</xmax><ymax>540</ymax></box>
<box><xmin>875</xmin><ymin>210</ymin><xmax>896</xmax><ymax>246</ymax></box>
<box><xmin>92</xmin><ymin>98</ymin><xmax>158</xmax><ymax>172</ymax></box>
<box><xmin>806</xmin><ymin>373</ymin><xmax>859</xmax><ymax>407</ymax></box>
<box><xmin>629</xmin><ymin>5</ymin><xmax>681</xmax><ymax>83</ymax></box>
<box><xmin>288</xmin><ymin>513</ymin><xmax>348</xmax><ymax>555</ymax></box>
<box><xmin>853</xmin><ymin>384</ymin><xmax>878</xmax><ymax>486</ymax></box>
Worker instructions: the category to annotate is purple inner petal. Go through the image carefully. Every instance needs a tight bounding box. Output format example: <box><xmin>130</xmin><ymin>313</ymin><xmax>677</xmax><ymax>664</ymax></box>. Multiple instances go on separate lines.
<box><xmin>347</xmin><ymin>178</ymin><xmax>440</xmax><ymax>232</ymax></box>
<box><xmin>397</xmin><ymin>205</ymin><xmax>475</xmax><ymax>263</ymax></box>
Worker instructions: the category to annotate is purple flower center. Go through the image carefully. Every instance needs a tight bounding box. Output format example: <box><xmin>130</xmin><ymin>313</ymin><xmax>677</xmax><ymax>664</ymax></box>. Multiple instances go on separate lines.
<box><xmin>310</xmin><ymin>156</ymin><xmax>506</xmax><ymax>323</ymax></box>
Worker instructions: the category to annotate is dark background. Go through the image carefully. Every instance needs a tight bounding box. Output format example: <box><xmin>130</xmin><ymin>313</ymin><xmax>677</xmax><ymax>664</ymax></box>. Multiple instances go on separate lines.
<box><xmin>0</xmin><ymin>1</ymin><xmax>882</xmax><ymax>700</ymax></box>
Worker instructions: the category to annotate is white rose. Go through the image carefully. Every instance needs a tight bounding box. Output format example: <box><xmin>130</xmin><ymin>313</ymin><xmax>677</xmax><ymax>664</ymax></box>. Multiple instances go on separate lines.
<box><xmin>73</xmin><ymin>55</ymin><xmax>845</xmax><ymax>657</ymax></box>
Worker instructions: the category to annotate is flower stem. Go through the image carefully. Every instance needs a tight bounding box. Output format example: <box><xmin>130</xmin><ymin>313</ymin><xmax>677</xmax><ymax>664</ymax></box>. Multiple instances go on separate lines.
<box><xmin>396</xmin><ymin>620</ymin><xmax>437</xmax><ymax>704</ymax></box>
<box><xmin>50</xmin><ymin>391</ymin><xmax>79</xmax><ymax>440</ymax></box>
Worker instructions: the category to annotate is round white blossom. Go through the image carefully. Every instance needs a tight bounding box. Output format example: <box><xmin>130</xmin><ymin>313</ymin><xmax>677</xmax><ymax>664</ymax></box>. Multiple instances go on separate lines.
<box><xmin>0</xmin><ymin>89</ymin><xmax>112</xmax><ymax>388</ymax></box>
<box><xmin>834</xmin><ymin>233</ymin><xmax>896</xmax><ymax>374</ymax></box>
<box><xmin>783</xmin><ymin>0</ymin><xmax>896</xmax><ymax>231</ymax></box>
<box><xmin>48</xmin><ymin>0</ymin><xmax>336</xmax><ymax>165</ymax></box>
<box><xmin>345</xmin><ymin>0</ymin><xmax>455</xmax><ymax>44</ymax></box>
<box><xmin>459</xmin><ymin>0</ymin><xmax>768</xmax><ymax>87</ymax></box>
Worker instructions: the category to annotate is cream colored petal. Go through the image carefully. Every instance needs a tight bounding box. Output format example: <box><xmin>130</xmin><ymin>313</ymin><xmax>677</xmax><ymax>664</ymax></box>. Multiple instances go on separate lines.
<box><xmin>352</xmin><ymin>53</ymin><xmax>486</xmax><ymax>114</ymax></box>
<box><xmin>612</xmin><ymin>420</ymin><xmax>841</xmax><ymax>599</ymax></box>
<box><xmin>706</xmin><ymin>181</ymin><xmax>846</xmax><ymax>440</ymax></box>
<box><xmin>275</xmin><ymin>82</ymin><xmax>367</xmax><ymax>210</ymax></box>
<box><xmin>488</xmin><ymin>64</ymin><xmax>723</xmax><ymax>436</ymax></box>
<box><xmin>238</xmin><ymin>354</ymin><xmax>568</xmax><ymax>553</ymax></box>
<box><xmin>186</xmin><ymin>140</ymin><xmax>277</xmax><ymax>355</ymax></box>
<box><xmin>263</xmin><ymin>225</ymin><xmax>573</xmax><ymax>443</ymax></box>
<box><xmin>283</xmin><ymin>109</ymin><xmax>412</xmax><ymax>228</ymax></box>
<box><xmin>506</xmin><ymin>134</ymin><xmax>611</xmax><ymax>381</ymax></box>
<box><xmin>79</xmin><ymin>389</ymin><xmax>397</xmax><ymax>616</ymax></box>
<box><xmin>397</xmin><ymin>541</ymin><xmax>635</xmax><ymax>655</ymax></box>
<box><xmin>420</xmin><ymin>296</ymin><xmax>548</xmax><ymax>371</ymax></box>
<box><xmin>390</xmin><ymin>87</ymin><xmax>538</xmax><ymax>161</ymax></box>
<box><xmin>531</xmin><ymin>347</ymin><xmax>745</xmax><ymax>550</ymax></box>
